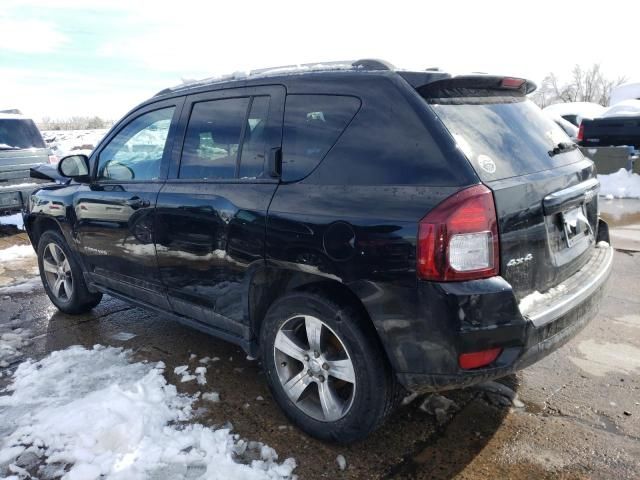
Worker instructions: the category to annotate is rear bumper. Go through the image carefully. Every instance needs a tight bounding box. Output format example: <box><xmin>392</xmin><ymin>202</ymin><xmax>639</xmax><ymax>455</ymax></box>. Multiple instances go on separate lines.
<box><xmin>395</xmin><ymin>242</ymin><xmax>613</xmax><ymax>393</ymax></box>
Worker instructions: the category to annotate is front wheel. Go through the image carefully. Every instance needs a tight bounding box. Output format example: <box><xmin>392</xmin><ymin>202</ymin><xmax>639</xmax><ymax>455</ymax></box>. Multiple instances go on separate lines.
<box><xmin>37</xmin><ymin>230</ymin><xmax>102</xmax><ymax>314</ymax></box>
<box><xmin>260</xmin><ymin>291</ymin><xmax>398</xmax><ymax>443</ymax></box>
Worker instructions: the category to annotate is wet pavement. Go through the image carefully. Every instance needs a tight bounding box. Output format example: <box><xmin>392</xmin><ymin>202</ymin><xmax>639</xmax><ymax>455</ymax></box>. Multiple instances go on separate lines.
<box><xmin>601</xmin><ymin>198</ymin><xmax>640</xmax><ymax>251</ymax></box>
<box><xmin>0</xmin><ymin>222</ymin><xmax>639</xmax><ymax>479</ymax></box>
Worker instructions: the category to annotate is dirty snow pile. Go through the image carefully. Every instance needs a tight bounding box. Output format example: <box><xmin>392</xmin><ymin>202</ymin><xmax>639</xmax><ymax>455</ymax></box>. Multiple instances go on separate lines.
<box><xmin>0</xmin><ymin>245</ymin><xmax>35</xmax><ymax>263</ymax></box>
<box><xmin>0</xmin><ymin>328</ymin><xmax>31</xmax><ymax>369</ymax></box>
<box><xmin>598</xmin><ymin>168</ymin><xmax>640</xmax><ymax>199</ymax></box>
<box><xmin>0</xmin><ymin>345</ymin><xmax>296</xmax><ymax>480</ymax></box>
<box><xmin>42</xmin><ymin>129</ymin><xmax>108</xmax><ymax>157</ymax></box>
<box><xmin>0</xmin><ymin>277</ymin><xmax>43</xmax><ymax>295</ymax></box>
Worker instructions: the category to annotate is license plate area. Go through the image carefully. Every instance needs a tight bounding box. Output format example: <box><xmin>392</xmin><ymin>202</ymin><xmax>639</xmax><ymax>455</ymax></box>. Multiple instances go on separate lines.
<box><xmin>562</xmin><ymin>205</ymin><xmax>590</xmax><ymax>248</ymax></box>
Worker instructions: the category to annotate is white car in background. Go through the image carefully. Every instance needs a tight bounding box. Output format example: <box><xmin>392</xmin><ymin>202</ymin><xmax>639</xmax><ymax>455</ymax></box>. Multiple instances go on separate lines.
<box><xmin>543</xmin><ymin>101</ymin><xmax>605</xmax><ymax>127</ymax></box>
<box><xmin>610</xmin><ymin>82</ymin><xmax>640</xmax><ymax>105</ymax></box>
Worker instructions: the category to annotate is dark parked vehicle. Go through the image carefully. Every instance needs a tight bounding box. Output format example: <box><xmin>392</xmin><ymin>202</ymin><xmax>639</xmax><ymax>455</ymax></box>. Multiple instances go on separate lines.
<box><xmin>0</xmin><ymin>111</ymin><xmax>56</xmax><ymax>214</ymax></box>
<box><xmin>24</xmin><ymin>60</ymin><xmax>612</xmax><ymax>443</ymax></box>
<box><xmin>578</xmin><ymin>106</ymin><xmax>640</xmax><ymax>150</ymax></box>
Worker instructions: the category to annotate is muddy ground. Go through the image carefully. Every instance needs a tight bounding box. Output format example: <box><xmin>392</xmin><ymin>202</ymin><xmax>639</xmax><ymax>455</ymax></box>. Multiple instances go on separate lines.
<box><xmin>0</xmin><ymin>223</ymin><xmax>638</xmax><ymax>479</ymax></box>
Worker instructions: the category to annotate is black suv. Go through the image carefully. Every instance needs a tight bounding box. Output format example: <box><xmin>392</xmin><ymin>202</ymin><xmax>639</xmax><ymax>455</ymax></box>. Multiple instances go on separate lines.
<box><xmin>24</xmin><ymin>59</ymin><xmax>612</xmax><ymax>443</ymax></box>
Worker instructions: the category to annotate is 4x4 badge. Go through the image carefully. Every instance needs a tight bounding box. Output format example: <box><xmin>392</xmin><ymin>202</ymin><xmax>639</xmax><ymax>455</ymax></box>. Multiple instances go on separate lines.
<box><xmin>507</xmin><ymin>253</ymin><xmax>533</xmax><ymax>267</ymax></box>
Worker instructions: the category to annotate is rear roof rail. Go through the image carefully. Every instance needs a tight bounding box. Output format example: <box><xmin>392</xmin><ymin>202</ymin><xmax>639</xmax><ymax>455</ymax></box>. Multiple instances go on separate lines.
<box><xmin>153</xmin><ymin>59</ymin><xmax>398</xmax><ymax>97</ymax></box>
<box><xmin>351</xmin><ymin>58</ymin><xmax>394</xmax><ymax>71</ymax></box>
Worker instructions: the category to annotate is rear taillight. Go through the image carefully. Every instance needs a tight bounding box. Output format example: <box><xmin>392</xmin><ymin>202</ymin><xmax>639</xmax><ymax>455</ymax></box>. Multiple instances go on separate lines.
<box><xmin>417</xmin><ymin>184</ymin><xmax>499</xmax><ymax>281</ymax></box>
<box><xmin>577</xmin><ymin>123</ymin><xmax>584</xmax><ymax>142</ymax></box>
<box><xmin>48</xmin><ymin>154</ymin><xmax>59</xmax><ymax>164</ymax></box>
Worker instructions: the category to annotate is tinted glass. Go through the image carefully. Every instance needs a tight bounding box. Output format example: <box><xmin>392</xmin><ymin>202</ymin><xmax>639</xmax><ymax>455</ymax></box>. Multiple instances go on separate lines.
<box><xmin>180</xmin><ymin>98</ymin><xmax>250</xmax><ymax>179</ymax></box>
<box><xmin>0</xmin><ymin>119</ymin><xmax>46</xmax><ymax>149</ymax></box>
<box><xmin>431</xmin><ymin>99</ymin><xmax>581</xmax><ymax>181</ymax></box>
<box><xmin>282</xmin><ymin>95</ymin><xmax>360</xmax><ymax>181</ymax></box>
<box><xmin>239</xmin><ymin>96</ymin><xmax>270</xmax><ymax>178</ymax></box>
<box><xmin>97</xmin><ymin>107</ymin><xmax>174</xmax><ymax>181</ymax></box>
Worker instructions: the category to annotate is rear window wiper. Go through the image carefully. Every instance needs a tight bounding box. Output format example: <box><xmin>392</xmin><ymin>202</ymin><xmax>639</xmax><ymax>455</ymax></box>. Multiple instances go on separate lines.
<box><xmin>548</xmin><ymin>142</ymin><xmax>578</xmax><ymax>157</ymax></box>
<box><xmin>0</xmin><ymin>145</ymin><xmax>21</xmax><ymax>151</ymax></box>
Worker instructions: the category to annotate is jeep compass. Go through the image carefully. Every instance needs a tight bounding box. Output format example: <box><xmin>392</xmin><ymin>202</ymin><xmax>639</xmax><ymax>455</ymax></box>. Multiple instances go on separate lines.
<box><xmin>24</xmin><ymin>59</ymin><xmax>612</xmax><ymax>443</ymax></box>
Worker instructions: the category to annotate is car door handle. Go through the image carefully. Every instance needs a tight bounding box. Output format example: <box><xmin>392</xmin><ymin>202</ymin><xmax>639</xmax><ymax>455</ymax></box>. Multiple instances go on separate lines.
<box><xmin>125</xmin><ymin>197</ymin><xmax>150</xmax><ymax>209</ymax></box>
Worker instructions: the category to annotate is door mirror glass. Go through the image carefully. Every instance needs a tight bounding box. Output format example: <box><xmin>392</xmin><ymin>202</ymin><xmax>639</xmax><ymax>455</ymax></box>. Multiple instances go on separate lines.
<box><xmin>57</xmin><ymin>154</ymin><xmax>90</xmax><ymax>181</ymax></box>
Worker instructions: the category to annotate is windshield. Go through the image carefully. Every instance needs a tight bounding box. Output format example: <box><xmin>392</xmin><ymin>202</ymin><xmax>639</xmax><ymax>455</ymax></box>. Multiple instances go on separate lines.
<box><xmin>0</xmin><ymin>119</ymin><xmax>46</xmax><ymax>149</ymax></box>
<box><xmin>430</xmin><ymin>98</ymin><xmax>582</xmax><ymax>181</ymax></box>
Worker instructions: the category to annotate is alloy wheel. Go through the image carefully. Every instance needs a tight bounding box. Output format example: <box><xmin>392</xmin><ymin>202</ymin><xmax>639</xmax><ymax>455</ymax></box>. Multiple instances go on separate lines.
<box><xmin>274</xmin><ymin>315</ymin><xmax>356</xmax><ymax>422</ymax></box>
<box><xmin>42</xmin><ymin>243</ymin><xmax>73</xmax><ymax>301</ymax></box>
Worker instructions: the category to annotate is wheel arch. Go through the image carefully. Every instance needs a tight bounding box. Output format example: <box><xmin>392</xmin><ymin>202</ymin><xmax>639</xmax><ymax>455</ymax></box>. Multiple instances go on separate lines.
<box><xmin>26</xmin><ymin>215</ymin><xmax>65</xmax><ymax>248</ymax></box>
<box><xmin>247</xmin><ymin>264</ymin><xmax>396</xmax><ymax>372</ymax></box>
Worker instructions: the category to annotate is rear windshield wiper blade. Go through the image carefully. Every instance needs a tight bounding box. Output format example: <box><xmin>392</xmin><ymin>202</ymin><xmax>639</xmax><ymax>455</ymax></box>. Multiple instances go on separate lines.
<box><xmin>0</xmin><ymin>145</ymin><xmax>21</xmax><ymax>151</ymax></box>
<box><xmin>548</xmin><ymin>142</ymin><xmax>578</xmax><ymax>157</ymax></box>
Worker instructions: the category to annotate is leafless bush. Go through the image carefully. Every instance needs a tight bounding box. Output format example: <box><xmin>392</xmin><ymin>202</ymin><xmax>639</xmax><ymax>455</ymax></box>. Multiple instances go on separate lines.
<box><xmin>530</xmin><ymin>64</ymin><xmax>626</xmax><ymax>108</ymax></box>
<box><xmin>37</xmin><ymin>116</ymin><xmax>114</xmax><ymax>131</ymax></box>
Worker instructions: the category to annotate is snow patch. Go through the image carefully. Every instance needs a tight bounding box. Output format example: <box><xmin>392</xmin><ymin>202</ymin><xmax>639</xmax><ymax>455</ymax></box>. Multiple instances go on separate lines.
<box><xmin>202</xmin><ymin>392</ymin><xmax>220</xmax><ymax>403</ymax></box>
<box><xmin>0</xmin><ymin>277</ymin><xmax>42</xmax><ymax>295</ymax></box>
<box><xmin>598</xmin><ymin>169</ymin><xmax>640</xmax><ymax>199</ymax></box>
<box><xmin>0</xmin><ymin>213</ymin><xmax>24</xmax><ymax>230</ymax></box>
<box><xmin>0</xmin><ymin>345</ymin><xmax>296</xmax><ymax>479</ymax></box>
<box><xmin>0</xmin><ymin>328</ymin><xmax>31</xmax><ymax>368</ymax></box>
<box><xmin>518</xmin><ymin>284</ymin><xmax>567</xmax><ymax>315</ymax></box>
<box><xmin>0</xmin><ymin>245</ymin><xmax>34</xmax><ymax>263</ymax></box>
<box><xmin>42</xmin><ymin>129</ymin><xmax>107</xmax><ymax>157</ymax></box>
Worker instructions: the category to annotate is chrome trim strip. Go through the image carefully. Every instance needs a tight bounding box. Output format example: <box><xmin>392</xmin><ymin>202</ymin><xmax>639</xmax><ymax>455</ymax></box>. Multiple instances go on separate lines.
<box><xmin>543</xmin><ymin>177</ymin><xmax>600</xmax><ymax>215</ymax></box>
<box><xmin>526</xmin><ymin>246</ymin><xmax>613</xmax><ymax>328</ymax></box>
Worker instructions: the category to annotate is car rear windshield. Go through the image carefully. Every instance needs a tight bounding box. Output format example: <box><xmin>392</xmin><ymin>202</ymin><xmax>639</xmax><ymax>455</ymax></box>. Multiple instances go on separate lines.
<box><xmin>428</xmin><ymin>97</ymin><xmax>581</xmax><ymax>181</ymax></box>
<box><xmin>0</xmin><ymin>119</ymin><xmax>46</xmax><ymax>150</ymax></box>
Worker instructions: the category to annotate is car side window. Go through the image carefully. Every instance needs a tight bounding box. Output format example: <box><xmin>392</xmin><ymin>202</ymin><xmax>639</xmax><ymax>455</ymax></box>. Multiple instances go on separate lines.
<box><xmin>239</xmin><ymin>96</ymin><xmax>271</xmax><ymax>178</ymax></box>
<box><xmin>282</xmin><ymin>94</ymin><xmax>360</xmax><ymax>182</ymax></box>
<box><xmin>179</xmin><ymin>98</ymin><xmax>250</xmax><ymax>180</ymax></box>
<box><xmin>97</xmin><ymin>107</ymin><xmax>174</xmax><ymax>182</ymax></box>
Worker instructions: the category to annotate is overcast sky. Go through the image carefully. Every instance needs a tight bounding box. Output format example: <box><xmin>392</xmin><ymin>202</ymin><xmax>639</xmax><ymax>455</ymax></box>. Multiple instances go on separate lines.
<box><xmin>1</xmin><ymin>0</ymin><xmax>638</xmax><ymax>121</ymax></box>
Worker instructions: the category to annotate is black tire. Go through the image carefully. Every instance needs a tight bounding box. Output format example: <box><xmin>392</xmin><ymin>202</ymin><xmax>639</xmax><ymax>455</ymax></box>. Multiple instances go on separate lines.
<box><xmin>260</xmin><ymin>290</ymin><xmax>398</xmax><ymax>443</ymax></box>
<box><xmin>37</xmin><ymin>230</ymin><xmax>102</xmax><ymax>314</ymax></box>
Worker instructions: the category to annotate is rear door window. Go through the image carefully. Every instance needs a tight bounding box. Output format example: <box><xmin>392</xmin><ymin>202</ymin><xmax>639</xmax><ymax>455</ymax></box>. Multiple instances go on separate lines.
<box><xmin>430</xmin><ymin>98</ymin><xmax>582</xmax><ymax>181</ymax></box>
<box><xmin>282</xmin><ymin>95</ymin><xmax>360</xmax><ymax>181</ymax></box>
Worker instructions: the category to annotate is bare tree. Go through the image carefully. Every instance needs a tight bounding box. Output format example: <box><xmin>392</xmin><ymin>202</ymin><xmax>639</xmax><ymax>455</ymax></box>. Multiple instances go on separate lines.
<box><xmin>37</xmin><ymin>116</ymin><xmax>114</xmax><ymax>131</ymax></box>
<box><xmin>530</xmin><ymin>64</ymin><xmax>626</xmax><ymax>108</ymax></box>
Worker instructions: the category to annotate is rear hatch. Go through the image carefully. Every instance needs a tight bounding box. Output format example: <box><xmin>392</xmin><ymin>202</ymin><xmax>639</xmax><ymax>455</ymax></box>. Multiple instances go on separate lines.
<box><xmin>417</xmin><ymin>76</ymin><xmax>599</xmax><ymax>299</ymax></box>
<box><xmin>0</xmin><ymin>117</ymin><xmax>50</xmax><ymax>188</ymax></box>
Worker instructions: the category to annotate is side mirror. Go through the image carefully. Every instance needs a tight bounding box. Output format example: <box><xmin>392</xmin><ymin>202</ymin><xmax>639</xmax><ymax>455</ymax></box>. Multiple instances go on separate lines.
<box><xmin>57</xmin><ymin>154</ymin><xmax>91</xmax><ymax>183</ymax></box>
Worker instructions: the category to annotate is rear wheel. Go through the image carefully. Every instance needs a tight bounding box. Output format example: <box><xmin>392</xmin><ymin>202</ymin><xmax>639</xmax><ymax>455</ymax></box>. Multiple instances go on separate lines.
<box><xmin>261</xmin><ymin>290</ymin><xmax>397</xmax><ymax>443</ymax></box>
<box><xmin>37</xmin><ymin>231</ymin><xmax>102</xmax><ymax>314</ymax></box>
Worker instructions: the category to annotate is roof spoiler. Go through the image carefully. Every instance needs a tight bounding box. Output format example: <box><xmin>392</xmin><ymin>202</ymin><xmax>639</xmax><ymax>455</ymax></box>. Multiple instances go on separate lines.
<box><xmin>417</xmin><ymin>75</ymin><xmax>537</xmax><ymax>99</ymax></box>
